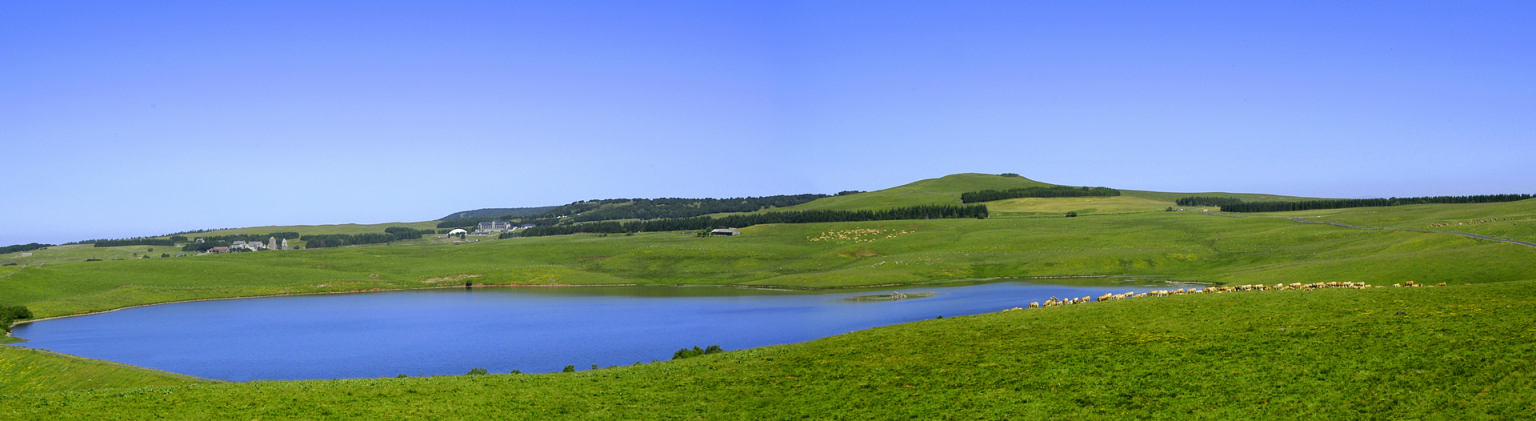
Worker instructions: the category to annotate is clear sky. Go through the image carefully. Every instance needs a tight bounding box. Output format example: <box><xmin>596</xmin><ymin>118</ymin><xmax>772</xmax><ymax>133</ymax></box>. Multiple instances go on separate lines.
<box><xmin>3</xmin><ymin>1</ymin><xmax>1533</xmax><ymax>246</ymax></box>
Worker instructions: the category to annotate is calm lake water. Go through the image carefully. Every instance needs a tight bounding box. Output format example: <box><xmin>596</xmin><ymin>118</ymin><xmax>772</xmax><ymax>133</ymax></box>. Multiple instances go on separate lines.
<box><xmin>12</xmin><ymin>282</ymin><xmax>1158</xmax><ymax>381</ymax></box>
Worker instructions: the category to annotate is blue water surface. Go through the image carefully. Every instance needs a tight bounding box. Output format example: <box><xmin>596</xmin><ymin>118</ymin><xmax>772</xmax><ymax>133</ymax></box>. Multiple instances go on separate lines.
<box><xmin>11</xmin><ymin>282</ymin><xmax>1156</xmax><ymax>381</ymax></box>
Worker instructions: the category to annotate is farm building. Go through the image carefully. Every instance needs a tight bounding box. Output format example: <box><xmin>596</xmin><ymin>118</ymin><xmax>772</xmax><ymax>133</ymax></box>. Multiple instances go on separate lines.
<box><xmin>711</xmin><ymin>228</ymin><xmax>741</xmax><ymax>236</ymax></box>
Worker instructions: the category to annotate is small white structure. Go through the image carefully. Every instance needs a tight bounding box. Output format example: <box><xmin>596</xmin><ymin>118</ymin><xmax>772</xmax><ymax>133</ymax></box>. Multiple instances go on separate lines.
<box><xmin>448</xmin><ymin>229</ymin><xmax>469</xmax><ymax>236</ymax></box>
<box><xmin>280</xmin><ymin>238</ymin><xmax>291</xmax><ymax>250</ymax></box>
<box><xmin>711</xmin><ymin>228</ymin><xmax>741</xmax><ymax>236</ymax></box>
<box><xmin>17</xmin><ymin>252</ymin><xmax>32</xmax><ymax>257</ymax></box>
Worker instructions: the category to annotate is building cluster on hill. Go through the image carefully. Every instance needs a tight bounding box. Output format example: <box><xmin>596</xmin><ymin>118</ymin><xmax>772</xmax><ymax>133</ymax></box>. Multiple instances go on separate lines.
<box><xmin>474</xmin><ymin>221</ymin><xmax>534</xmax><ymax>235</ymax></box>
<box><xmin>201</xmin><ymin>237</ymin><xmax>290</xmax><ymax>254</ymax></box>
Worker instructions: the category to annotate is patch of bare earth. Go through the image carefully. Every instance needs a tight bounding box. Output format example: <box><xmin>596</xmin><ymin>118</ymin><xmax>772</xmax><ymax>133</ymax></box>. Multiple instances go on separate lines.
<box><xmin>422</xmin><ymin>274</ymin><xmax>482</xmax><ymax>284</ymax></box>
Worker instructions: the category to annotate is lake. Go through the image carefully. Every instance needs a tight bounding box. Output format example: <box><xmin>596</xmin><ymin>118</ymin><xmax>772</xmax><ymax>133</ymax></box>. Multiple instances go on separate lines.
<box><xmin>11</xmin><ymin>281</ymin><xmax>1159</xmax><ymax>381</ymax></box>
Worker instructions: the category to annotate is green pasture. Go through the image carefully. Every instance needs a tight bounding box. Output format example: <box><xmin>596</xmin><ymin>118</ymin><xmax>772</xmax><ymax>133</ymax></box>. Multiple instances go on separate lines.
<box><xmin>4</xmin><ymin>279</ymin><xmax>1532</xmax><ymax>419</ymax></box>
<box><xmin>0</xmin><ymin>244</ymin><xmax>182</xmax><ymax>266</ymax></box>
<box><xmin>767</xmin><ymin>173</ymin><xmax>1051</xmax><ymax>211</ymax></box>
<box><xmin>0</xmin><ymin>346</ymin><xmax>205</xmax><ymax>394</ymax></box>
<box><xmin>3</xmin><ymin>173</ymin><xmax>1536</xmax><ymax>418</ymax></box>
<box><xmin>0</xmin><ymin>223</ymin><xmax>465</xmax><ymax>266</ymax></box>
<box><xmin>1259</xmin><ymin>199</ymin><xmax>1536</xmax><ymax>243</ymax></box>
<box><xmin>986</xmin><ymin>195</ymin><xmax>1171</xmax><ymax>217</ymax></box>
<box><xmin>4</xmin><ymin>210</ymin><xmax>1534</xmax><ymax>319</ymax></box>
<box><xmin>164</xmin><ymin>221</ymin><xmax>441</xmax><ymax>239</ymax></box>
<box><xmin>1119</xmin><ymin>189</ymin><xmax>1319</xmax><ymax>203</ymax></box>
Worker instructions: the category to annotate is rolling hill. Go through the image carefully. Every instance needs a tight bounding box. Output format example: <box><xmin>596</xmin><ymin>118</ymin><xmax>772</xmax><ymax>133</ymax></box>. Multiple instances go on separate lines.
<box><xmin>4</xmin><ymin>172</ymin><xmax>1536</xmax><ymax>418</ymax></box>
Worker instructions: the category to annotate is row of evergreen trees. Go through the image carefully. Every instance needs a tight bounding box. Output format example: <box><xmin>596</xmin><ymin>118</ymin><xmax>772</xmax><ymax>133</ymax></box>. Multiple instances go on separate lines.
<box><xmin>437</xmin><ymin>217</ymin><xmax>496</xmax><ymax>229</ymax></box>
<box><xmin>507</xmin><ymin>204</ymin><xmax>989</xmax><ymax>238</ymax></box>
<box><xmin>561</xmin><ymin>195</ymin><xmax>831</xmax><ymax>223</ymax></box>
<box><xmin>1221</xmin><ymin>194</ymin><xmax>1534</xmax><ymax>213</ymax></box>
<box><xmin>1176</xmin><ymin>197</ymin><xmax>1244</xmax><ymax>207</ymax></box>
<box><xmin>91</xmin><ymin>237</ymin><xmax>177</xmax><ymax>248</ymax></box>
<box><xmin>301</xmin><ymin>227</ymin><xmax>428</xmax><ymax>249</ymax></box>
<box><xmin>0</xmin><ymin>243</ymin><xmax>52</xmax><ymax>254</ymax></box>
<box><xmin>960</xmin><ymin>186</ymin><xmax>1120</xmax><ymax>203</ymax></box>
<box><xmin>439</xmin><ymin>194</ymin><xmax>833</xmax><ymax>228</ymax></box>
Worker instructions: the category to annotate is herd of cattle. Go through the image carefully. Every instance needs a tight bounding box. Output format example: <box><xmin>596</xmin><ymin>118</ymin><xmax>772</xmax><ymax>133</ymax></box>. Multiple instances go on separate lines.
<box><xmin>1001</xmin><ymin>280</ymin><xmax>1443</xmax><ymax>311</ymax></box>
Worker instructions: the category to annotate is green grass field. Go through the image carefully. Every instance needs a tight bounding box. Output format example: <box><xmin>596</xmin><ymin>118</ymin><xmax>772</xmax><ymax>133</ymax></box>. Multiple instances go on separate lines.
<box><xmin>3</xmin><ymin>173</ymin><xmax>1535</xmax><ymax>418</ymax></box>
<box><xmin>4</xmin><ymin>280</ymin><xmax>1531</xmax><ymax>419</ymax></box>
<box><xmin>5</xmin><ymin>210</ymin><xmax>1535</xmax><ymax>319</ymax></box>
<box><xmin>1255</xmin><ymin>200</ymin><xmax>1536</xmax><ymax>243</ymax></box>
<box><xmin>0</xmin><ymin>346</ymin><xmax>205</xmax><ymax>394</ymax></box>
<box><xmin>765</xmin><ymin>173</ymin><xmax>1051</xmax><ymax>211</ymax></box>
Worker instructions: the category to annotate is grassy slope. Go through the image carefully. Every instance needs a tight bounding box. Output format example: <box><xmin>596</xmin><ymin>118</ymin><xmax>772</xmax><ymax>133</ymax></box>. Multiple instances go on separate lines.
<box><xmin>1120</xmin><ymin>190</ymin><xmax>1320</xmax><ymax>203</ymax></box>
<box><xmin>986</xmin><ymin>196</ymin><xmax>1173</xmax><ymax>216</ymax></box>
<box><xmin>5</xmin><ymin>210</ymin><xmax>1536</xmax><ymax>318</ymax></box>
<box><xmin>0</xmin><ymin>346</ymin><xmax>204</xmax><ymax>394</ymax></box>
<box><xmin>1261</xmin><ymin>199</ymin><xmax>1536</xmax><ymax>243</ymax></box>
<box><xmin>1</xmin><ymin>222</ymin><xmax>449</xmax><ymax>266</ymax></box>
<box><xmin>155</xmin><ymin>221</ymin><xmax>442</xmax><ymax>239</ymax></box>
<box><xmin>767</xmin><ymin>173</ymin><xmax>1052</xmax><ymax>211</ymax></box>
<box><xmin>5</xmin><ymin>280</ymin><xmax>1532</xmax><ymax>419</ymax></box>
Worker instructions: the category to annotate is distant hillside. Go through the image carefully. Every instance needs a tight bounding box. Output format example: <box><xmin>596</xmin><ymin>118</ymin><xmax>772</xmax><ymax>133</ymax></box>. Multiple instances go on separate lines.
<box><xmin>439</xmin><ymin>207</ymin><xmax>558</xmax><ymax>221</ymax></box>
<box><xmin>1119</xmin><ymin>190</ymin><xmax>1320</xmax><ymax>203</ymax></box>
<box><xmin>764</xmin><ymin>173</ymin><xmax>1056</xmax><ymax>212</ymax></box>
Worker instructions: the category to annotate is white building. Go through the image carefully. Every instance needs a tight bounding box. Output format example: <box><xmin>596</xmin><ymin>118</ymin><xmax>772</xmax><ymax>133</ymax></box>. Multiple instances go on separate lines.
<box><xmin>477</xmin><ymin>221</ymin><xmax>513</xmax><ymax>233</ymax></box>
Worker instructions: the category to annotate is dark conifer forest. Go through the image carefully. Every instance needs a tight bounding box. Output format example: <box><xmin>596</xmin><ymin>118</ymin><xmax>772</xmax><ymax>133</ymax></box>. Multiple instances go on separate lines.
<box><xmin>1220</xmin><ymin>194</ymin><xmax>1533</xmax><ymax>212</ymax></box>
<box><xmin>507</xmin><ymin>204</ymin><xmax>988</xmax><ymax>238</ymax></box>
<box><xmin>960</xmin><ymin>186</ymin><xmax>1120</xmax><ymax>203</ymax></box>
<box><xmin>1175</xmin><ymin>197</ymin><xmax>1244</xmax><ymax>207</ymax></box>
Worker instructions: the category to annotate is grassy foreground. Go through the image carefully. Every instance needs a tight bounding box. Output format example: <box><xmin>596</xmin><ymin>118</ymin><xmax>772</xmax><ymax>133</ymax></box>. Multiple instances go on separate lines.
<box><xmin>4</xmin><ymin>280</ymin><xmax>1532</xmax><ymax>419</ymax></box>
<box><xmin>0</xmin><ymin>346</ymin><xmax>204</xmax><ymax>394</ymax></box>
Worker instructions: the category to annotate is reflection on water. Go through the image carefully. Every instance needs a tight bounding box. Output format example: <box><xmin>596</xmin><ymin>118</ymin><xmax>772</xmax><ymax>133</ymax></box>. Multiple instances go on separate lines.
<box><xmin>12</xmin><ymin>281</ymin><xmax>1158</xmax><ymax>381</ymax></box>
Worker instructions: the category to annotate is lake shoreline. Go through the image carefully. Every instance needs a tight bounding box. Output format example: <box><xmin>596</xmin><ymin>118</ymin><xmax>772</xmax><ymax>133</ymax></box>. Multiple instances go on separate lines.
<box><xmin>12</xmin><ymin>274</ymin><xmax>1170</xmax><ymax>329</ymax></box>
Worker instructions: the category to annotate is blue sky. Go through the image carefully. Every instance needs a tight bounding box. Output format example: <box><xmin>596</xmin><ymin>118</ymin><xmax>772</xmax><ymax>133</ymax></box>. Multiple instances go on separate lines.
<box><xmin>3</xmin><ymin>1</ymin><xmax>1533</xmax><ymax>245</ymax></box>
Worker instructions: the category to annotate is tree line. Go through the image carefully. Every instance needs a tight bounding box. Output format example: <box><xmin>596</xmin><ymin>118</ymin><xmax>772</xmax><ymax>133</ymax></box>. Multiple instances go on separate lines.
<box><xmin>301</xmin><ymin>227</ymin><xmax>428</xmax><ymax>249</ymax></box>
<box><xmin>180</xmin><ymin>232</ymin><xmax>301</xmax><ymax>252</ymax></box>
<box><xmin>1220</xmin><ymin>194</ymin><xmax>1534</xmax><ymax>213</ymax></box>
<box><xmin>1176</xmin><ymin>197</ymin><xmax>1244</xmax><ymax>207</ymax></box>
<box><xmin>92</xmin><ymin>237</ymin><xmax>177</xmax><ymax>248</ymax></box>
<box><xmin>1</xmin><ymin>243</ymin><xmax>52</xmax><ymax>254</ymax></box>
<box><xmin>960</xmin><ymin>186</ymin><xmax>1121</xmax><ymax>203</ymax></box>
<box><xmin>506</xmin><ymin>204</ymin><xmax>989</xmax><ymax>238</ymax></box>
<box><xmin>562</xmin><ymin>195</ymin><xmax>831</xmax><ymax>223</ymax></box>
<box><xmin>440</xmin><ymin>194</ymin><xmax>832</xmax><ymax>228</ymax></box>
